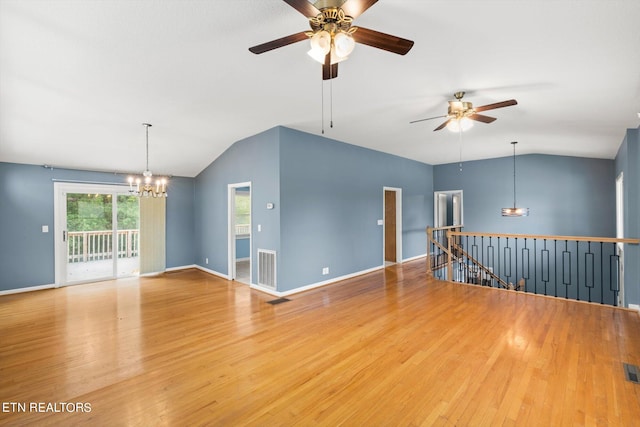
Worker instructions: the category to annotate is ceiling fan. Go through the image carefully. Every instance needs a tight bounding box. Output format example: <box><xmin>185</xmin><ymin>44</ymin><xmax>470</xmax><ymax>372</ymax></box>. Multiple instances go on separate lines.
<box><xmin>410</xmin><ymin>91</ymin><xmax>518</xmax><ymax>132</ymax></box>
<box><xmin>248</xmin><ymin>0</ymin><xmax>414</xmax><ymax>80</ymax></box>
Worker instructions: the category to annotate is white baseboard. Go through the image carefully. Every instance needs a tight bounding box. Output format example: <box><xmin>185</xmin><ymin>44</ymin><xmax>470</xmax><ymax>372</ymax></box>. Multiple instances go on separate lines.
<box><xmin>402</xmin><ymin>253</ymin><xmax>427</xmax><ymax>263</ymax></box>
<box><xmin>276</xmin><ymin>265</ymin><xmax>385</xmax><ymax>297</ymax></box>
<box><xmin>0</xmin><ymin>284</ymin><xmax>55</xmax><ymax>296</ymax></box>
<box><xmin>250</xmin><ymin>283</ymin><xmax>281</xmax><ymax>297</ymax></box>
<box><xmin>166</xmin><ymin>264</ymin><xmax>197</xmax><ymax>272</ymax></box>
<box><xmin>195</xmin><ymin>265</ymin><xmax>230</xmax><ymax>280</ymax></box>
<box><xmin>629</xmin><ymin>303</ymin><xmax>640</xmax><ymax>313</ymax></box>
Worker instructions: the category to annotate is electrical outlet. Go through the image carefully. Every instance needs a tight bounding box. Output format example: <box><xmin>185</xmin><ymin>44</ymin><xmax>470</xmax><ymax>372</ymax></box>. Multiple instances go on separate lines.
<box><xmin>205</xmin><ymin>258</ymin><xmax>209</xmax><ymax>265</ymax></box>
<box><xmin>322</xmin><ymin>267</ymin><xmax>329</xmax><ymax>275</ymax></box>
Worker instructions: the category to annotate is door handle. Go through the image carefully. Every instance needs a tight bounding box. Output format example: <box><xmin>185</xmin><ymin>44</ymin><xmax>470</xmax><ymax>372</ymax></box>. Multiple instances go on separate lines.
<box><xmin>63</xmin><ymin>230</ymin><xmax>67</xmax><ymax>242</ymax></box>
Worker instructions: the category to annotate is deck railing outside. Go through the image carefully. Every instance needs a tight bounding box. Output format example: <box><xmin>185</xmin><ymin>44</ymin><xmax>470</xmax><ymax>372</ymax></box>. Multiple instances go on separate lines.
<box><xmin>68</xmin><ymin>229</ymin><xmax>139</xmax><ymax>263</ymax></box>
<box><xmin>427</xmin><ymin>226</ymin><xmax>639</xmax><ymax>306</ymax></box>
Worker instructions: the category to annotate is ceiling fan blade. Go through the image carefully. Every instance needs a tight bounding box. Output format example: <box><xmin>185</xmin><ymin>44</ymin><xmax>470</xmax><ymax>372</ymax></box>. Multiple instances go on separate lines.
<box><xmin>341</xmin><ymin>0</ymin><xmax>378</xmax><ymax>19</ymax></box>
<box><xmin>352</xmin><ymin>26</ymin><xmax>414</xmax><ymax>55</ymax></box>
<box><xmin>322</xmin><ymin>54</ymin><xmax>339</xmax><ymax>80</ymax></box>
<box><xmin>409</xmin><ymin>115</ymin><xmax>447</xmax><ymax>124</ymax></box>
<box><xmin>249</xmin><ymin>32</ymin><xmax>309</xmax><ymax>54</ymax></box>
<box><xmin>282</xmin><ymin>0</ymin><xmax>320</xmax><ymax>17</ymax></box>
<box><xmin>434</xmin><ymin>120</ymin><xmax>451</xmax><ymax>131</ymax></box>
<box><xmin>474</xmin><ymin>99</ymin><xmax>518</xmax><ymax>112</ymax></box>
<box><xmin>468</xmin><ymin>114</ymin><xmax>497</xmax><ymax>124</ymax></box>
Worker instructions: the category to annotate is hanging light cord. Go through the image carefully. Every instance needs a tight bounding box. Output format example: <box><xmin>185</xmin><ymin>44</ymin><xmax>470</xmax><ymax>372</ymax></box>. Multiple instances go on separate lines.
<box><xmin>143</xmin><ymin>123</ymin><xmax>152</xmax><ymax>171</ymax></box>
<box><xmin>512</xmin><ymin>141</ymin><xmax>517</xmax><ymax>208</ymax></box>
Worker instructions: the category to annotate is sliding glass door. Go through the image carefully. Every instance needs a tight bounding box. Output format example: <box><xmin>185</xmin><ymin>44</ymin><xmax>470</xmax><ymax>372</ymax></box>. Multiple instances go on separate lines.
<box><xmin>55</xmin><ymin>183</ymin><xmax>139</xmax><ymax>286</ymax></box>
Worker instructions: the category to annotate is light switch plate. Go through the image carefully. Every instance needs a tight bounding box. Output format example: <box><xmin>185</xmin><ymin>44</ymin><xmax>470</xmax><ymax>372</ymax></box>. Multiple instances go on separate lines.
<box><xmin>377</xmin><ymin>219</ymin><xmax>383</xmax><ymax>225</ymax></box>
<box><xmin>42</xmin><ymin>225</ymin><xmax>49</xmax><ymax>233</ymax></box>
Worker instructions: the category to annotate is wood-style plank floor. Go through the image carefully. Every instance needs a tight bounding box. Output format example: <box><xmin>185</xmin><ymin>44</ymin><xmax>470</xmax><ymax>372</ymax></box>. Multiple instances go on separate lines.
<box><xmin>1</xmin><ymin>260</ymin><xmax>640</xmax><ymax>426</ymax></box>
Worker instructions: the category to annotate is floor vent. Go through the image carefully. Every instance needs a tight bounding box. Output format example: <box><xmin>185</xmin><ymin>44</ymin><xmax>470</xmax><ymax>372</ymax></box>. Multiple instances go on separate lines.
<box><xmin>267</xmin><ymin>297</ymin><xmax>290</xmax><ymax>305</ymax></box>
<box><xmin>624</xmin><ymin>363</ymin><xmax>640</xmax><ymax>384</ymax></box>
<box><xmin>258</xmin><ymin>249</ymin><xmax>276</xmax><ymax>289</ymax></box>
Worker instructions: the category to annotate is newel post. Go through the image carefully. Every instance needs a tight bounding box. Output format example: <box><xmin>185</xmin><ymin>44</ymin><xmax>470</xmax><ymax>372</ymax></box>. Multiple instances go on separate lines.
<box><xmin>426</xmin><ymin>227</ymin><xmax>433</xmax><ymax>276</ymax></box>
<box><xmin>447</xmin><ymin>230</ymin><xmax>453</xmax><ymax>282</ymax></box>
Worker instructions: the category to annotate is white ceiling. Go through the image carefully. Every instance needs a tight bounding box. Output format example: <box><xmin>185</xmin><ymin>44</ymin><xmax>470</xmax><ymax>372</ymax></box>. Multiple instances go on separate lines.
<box><xmin>1</xmin><ymin>0</ymin><xmax>639</xmax><ymax>178</ymax></box>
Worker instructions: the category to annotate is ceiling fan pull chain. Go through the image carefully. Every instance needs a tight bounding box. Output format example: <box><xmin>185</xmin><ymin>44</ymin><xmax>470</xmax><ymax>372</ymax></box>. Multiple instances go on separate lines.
<box><xmin>459</xmin><ymin>128</ymin><xmax>463</xmax><ymax>172</ymax></box>
<box><xmin>321</xmin><ymin>78</ymin><xmax>325</xmax><ymax>134</ymax></box>
<box><xmin>330</xmin><ymin>75</ymin><xmax>334</xmax><ymax>129</ymax></box>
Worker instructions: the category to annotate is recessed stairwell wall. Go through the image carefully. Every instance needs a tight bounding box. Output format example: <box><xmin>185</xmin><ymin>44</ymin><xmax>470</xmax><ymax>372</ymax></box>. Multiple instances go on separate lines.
<box><xmin>432</xmin><ymin>149</ymin><xmax>640</xmax><ymax>304</ymax></box>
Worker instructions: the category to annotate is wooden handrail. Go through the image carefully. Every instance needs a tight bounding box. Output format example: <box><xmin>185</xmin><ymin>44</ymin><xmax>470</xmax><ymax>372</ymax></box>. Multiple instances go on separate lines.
<box><xmin>449</xmin><ymin>241</ymin><xmax>509</xmax><ymax>289</ymax></box>
<box><xmin>448</xmin><ymin>231</ymin><xmax>639</xmax><ymax>245</ymax></box>
<box><xmin>427</xmin><ymin>225</ymin><xmax>463</xmax><ymax>233</ymax></box>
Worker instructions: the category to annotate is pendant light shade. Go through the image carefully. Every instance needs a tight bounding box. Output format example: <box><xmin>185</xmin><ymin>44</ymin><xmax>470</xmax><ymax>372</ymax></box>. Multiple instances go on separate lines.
<box><xmin>502</xmin><ymin>141</ymin><xmax>528</xmax><ymax>217</ymax></box>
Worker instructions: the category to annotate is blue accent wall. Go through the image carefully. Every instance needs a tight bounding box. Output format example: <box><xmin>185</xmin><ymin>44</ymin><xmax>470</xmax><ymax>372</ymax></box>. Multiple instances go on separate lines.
<box><xmin>236</xmin><ymin>238</ymin><xmax>250</xmax><ymax>259</ymax></box>
<box><xmin>194</xmin><ymin>126</ymin><xmax>433</xmax><ymax>292</ymax></box>
<box><xmin>434</xmin><ymin>154</ymin><xmax>615</xmax><ymax>237</ymax></box>
<box><xmin>278</xmin><ymin>127</ymin><xmax>433</xmax><ymax>292</ymax></box>
<box><xmin>615</xmin><ymin>127</ymin><xmax>640</xmax><ymax>306</ymax></box>
<box><xmin>194</xmin><ymin>127</ymin><xmax>281</xmax><ymax>279</ymax></box>
<box><xmin>0</xmin><ymin>162</ymin><xmax>195</xmax><ymax>292</ymax></box>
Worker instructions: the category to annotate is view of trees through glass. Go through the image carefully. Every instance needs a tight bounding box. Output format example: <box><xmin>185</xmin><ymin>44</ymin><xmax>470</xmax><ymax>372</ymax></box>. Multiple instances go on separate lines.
<box><xmin>66</xmin><ymin>193</ymin><xmax>139</xmax><ymax>232</ymax></box>
<box><xmin>235</xmin><ymin>191</ymin><xmax>250</xmax><ymax>228</ymax></box>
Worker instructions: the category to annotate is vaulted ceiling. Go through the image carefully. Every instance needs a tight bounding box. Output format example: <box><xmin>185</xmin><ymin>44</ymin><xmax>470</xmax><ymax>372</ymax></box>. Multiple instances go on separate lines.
<box><xmin>1</xmin><ymin>0</ymin><xmax>639</xmax><ymax>178</ymax></box>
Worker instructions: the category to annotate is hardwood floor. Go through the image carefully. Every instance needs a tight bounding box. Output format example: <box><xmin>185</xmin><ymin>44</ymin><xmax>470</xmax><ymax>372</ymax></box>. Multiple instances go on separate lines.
<box><xmin>1</xmin><ymin>260</ymin><xmax>640</xmax><ymax>426</ymax></box>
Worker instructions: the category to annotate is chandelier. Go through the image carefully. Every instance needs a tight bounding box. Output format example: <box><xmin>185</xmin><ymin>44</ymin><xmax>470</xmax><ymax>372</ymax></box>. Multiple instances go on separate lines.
<box><xmin>127</xmin><ymin>123</ymin><xmax>167</xmax><ymax>198</ymax></box>
<box><xmin>502</xmin><ymin>141</ymin><xmax>528</xmax><ymax>216</ymax></box>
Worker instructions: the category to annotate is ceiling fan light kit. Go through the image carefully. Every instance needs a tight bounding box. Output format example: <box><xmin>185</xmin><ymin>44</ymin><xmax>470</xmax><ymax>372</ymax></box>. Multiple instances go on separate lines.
<box><xmin>447</xmin><ymin>117</ymin><xmax>474</xmax><ymax>133</ymax></box>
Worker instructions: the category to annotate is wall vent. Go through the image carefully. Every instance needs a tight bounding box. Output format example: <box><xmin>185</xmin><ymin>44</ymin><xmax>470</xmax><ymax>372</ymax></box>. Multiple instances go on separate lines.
<box><xmin>258</xmin><ymin>249</ymin><xmax>276</xmax><ymax>289</ymax></box>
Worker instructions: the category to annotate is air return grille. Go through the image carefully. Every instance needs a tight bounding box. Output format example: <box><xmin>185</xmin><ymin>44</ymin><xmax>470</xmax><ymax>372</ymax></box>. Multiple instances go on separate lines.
<box><xmin>258</xmin><ymin>249</ymin><xmax>276</xmax><ymax>289</ymax></box>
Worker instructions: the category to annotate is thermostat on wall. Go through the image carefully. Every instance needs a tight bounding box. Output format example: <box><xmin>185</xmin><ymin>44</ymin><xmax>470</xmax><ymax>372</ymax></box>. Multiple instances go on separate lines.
<box><xmin>266</xmin><ymin>202</ymin><xmax>274</xmax><ymax>210</ymax></box>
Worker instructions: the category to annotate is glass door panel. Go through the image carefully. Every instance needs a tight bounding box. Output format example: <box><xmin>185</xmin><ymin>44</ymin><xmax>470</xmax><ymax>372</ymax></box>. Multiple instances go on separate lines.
<box><xmin>65</xmin><ymin>192</ymin><xmax>115</xmax><ymax>283</ymax></box>
<box><xmin>56</xmin><ymin>183</ymin><xmax>141</xmax><ymax>286</ymax></box>
<box><xmin>116</xmin><ymin>194</ymin><xmax>140</xmax><ymax>277</ymax></box>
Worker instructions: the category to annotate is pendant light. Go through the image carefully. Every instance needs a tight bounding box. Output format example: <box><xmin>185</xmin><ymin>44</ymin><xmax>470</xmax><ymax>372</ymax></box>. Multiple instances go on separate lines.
<box><xmin>502</xmin><ymin>141</ymin><xmax>528</xmax><ymax>216</ymax></box>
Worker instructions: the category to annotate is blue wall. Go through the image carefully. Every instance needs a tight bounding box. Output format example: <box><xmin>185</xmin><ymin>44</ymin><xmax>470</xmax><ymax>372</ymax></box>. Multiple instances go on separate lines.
<box><xmin>236</xmin><ymin>237</ymin><xmax>250</xmax><ymax>259</ymax></box>
<box><xmin>434</xmin><ymin>154</ymin><xmax>615</xmax><ymax>237</ymax></box>
<box><xmin>194</xmin><ymin>127</ymin><xmax>281</xmax><ymax>280</ymax></box>
<box><xmin>194</xmin><ymin>126</ymin><xmax>433</xmax><ymax>292</ymax></box>
<box><xmin>278</xmin><ymin>127</ymin><xmax>433</xmax><ymax>292</ymax></box>
<box><xmin>615</xmin><ymin>127</ymin><xmax>640</xmax><ymax>306</ymax></box>
<box><xmin>0</xmin><ymin>162</ymin><xmax>195</xmax><ymax>292</ymax></box>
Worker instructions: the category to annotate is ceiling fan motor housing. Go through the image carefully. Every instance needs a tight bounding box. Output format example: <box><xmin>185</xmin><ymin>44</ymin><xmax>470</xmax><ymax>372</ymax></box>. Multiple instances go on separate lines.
<box><xmin>448</xmin><ymin>101</ymin><xmax>474</xmax><ymax>118</ymax></box>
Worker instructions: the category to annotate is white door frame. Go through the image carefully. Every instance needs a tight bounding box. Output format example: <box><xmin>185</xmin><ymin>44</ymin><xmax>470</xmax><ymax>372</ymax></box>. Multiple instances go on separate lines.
<box><xmin>228</xmin><ymin>182</ymin><xmax>252</xmax><ymax>283</ymax></box>
<box><xmin>383</xmin><ymin>187</ymin><xmax>402</xmax><ymax>265</ymax></box>
<box><xmin>616</xmin><ymin>172</ymin><xmax>624</xmax><ymax>307</ymax></box>
<box><xmin>434</xmin><ymin>190</ymin><xmax>464</xmax><ymax>227</ymax></box>
<box><xmin>54</xmin><ymin>182</ymin><xmax>130</xmax><ymax>287</ymax></box>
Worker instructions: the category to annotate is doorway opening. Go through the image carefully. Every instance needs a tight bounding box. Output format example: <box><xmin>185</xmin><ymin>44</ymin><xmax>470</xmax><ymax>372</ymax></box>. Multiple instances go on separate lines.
<box><xmin>383</xmin><ymin>187</ymin><xmax>402</xmax><ymax>266</ymax></box>
<box><xmin>54</xmin><ymin>182</ymin><xmax>140</xmax><ymax>286</ymax></box>
<box><xmin>228</xmin><ymin>182</ymin><xmax>252</xmax><ymax>284</ymax></box>
<box><xmin>434</xmin><ymin>190</ymin><xmax>463</xmax><ymax>228</ymax></box>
